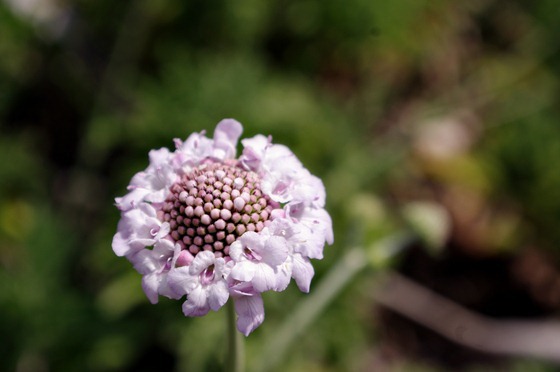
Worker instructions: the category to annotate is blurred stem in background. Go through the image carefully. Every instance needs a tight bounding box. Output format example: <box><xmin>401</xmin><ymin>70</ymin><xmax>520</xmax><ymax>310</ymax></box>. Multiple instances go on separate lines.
<box><xmin>375</xmin><ymin>271</ymin><xmax>560</xmax><ymax>364</ymax></box>
<box><xmin>254</xmin><ymin>245</ymin><xmax>370</xmax><ymax>372</ymax></box>
<box><xmin>78</xmin><ymin>0</ymin><xmax>154</xmax><ymax>168</ymax></box>
<box><xmin>255</xmin><ymin>230</ymin><xmax>414</xmax><ymax>372</ymax></box>
<box><xmin>257</xmin><ymin>227</ymin><xmax>560</xmax><ymax>371</ymax></box>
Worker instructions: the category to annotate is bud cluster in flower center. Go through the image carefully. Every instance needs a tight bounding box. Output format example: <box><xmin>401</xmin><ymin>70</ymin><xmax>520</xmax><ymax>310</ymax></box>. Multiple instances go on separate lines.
<box><xmin>158</xmin><ymin>161</ymin><xmax>276</xmax><ymax>258</ymax></box>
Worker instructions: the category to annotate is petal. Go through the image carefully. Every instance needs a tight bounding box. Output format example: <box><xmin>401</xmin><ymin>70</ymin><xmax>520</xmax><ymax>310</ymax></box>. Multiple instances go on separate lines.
<box><xmin>183</xmin><ymin>299</ymin><xmax>210</xmax><ymax>317</ymax></box>
<box><xmin>189</xmin><ymin>250</ymin><xmax>215</xmax><ymax>275</ymax></box>
<box><xmin>275</xmin><ymin>262</ymin><xmax>292</xmax><ymax>292</ymax></box>
<box><xmin>175</xmin><ymin>249</ymin><xmax>194</xmax><ymax>267</ymax></box>
<box><xmin>115</xmin><ymin>204</ymin><xmax>166</xmax><ymax>250</ymax></box>
<box><xmin>130</xmin><ymin>238</ymin><xmax>156</xmax><ymax>247</ymax></box>
<box><xmin>268</xmin><ymin>218</ymin><xmax>294</xmax><ymax>238</ymax></box>
<box><xmin>115</xmin><ymin>188</ymin><xmax>150</xmax><ymax>212</ymax></box>
<box><xmin>208</xmin><ymin>280</ymin><xmax>229</xmax><ymax>311</ymax></box>
<box><xmin>141</xmin><ymin>273</ymin><xmax>161</xmax><ymax>304</ymax></box>
<box><xmin>158</xmin><ymin>274</ymin><xmax>182</xmax><ymax>300</ymax></box>
<box><xmin>228</xmin><ymin>280</ymin><xmax>254</xmax><ymax>297</ymax></box>
<box><xmin>292</xmin><ymin>207</ymin><xmax>334</xmax><ymax>245</ymax></box>
<box><xmin>154</xmin><ymin>238</ymin><xmax>175</xmax><ymax>252</ymax></box>
<box><xmin>240</xmin><ymin>135</ymin><xmax>269</xmax><ymax>171</ymax></box>
<box><xmin>289</xmin><ymin>207</ymin><xmax>333</xmax><ymax>259</ymax></box>
<box><xmin>214</xmin><ymin>257</ymin><xmax>232</xmax><ymax>278</ymax></box>
<box><xmin>167</xmin><ymin>266</ymin><xmax>198</xmax><ymax>296</ymax></box>
<box><xmin>293</xmin><ymin>233</ymin><xmax>324</xmax><ymax>260</ymax></box>
<box><xmin>289</xmin><ymin>174</ymin><xmax>326</xmax><ymax>207</ymax></box>
<box><xmin>117</xmin><ymin>149</ymin><xmax>177</xmax><ymax>207</ymax></box>
<box><xmin>112</xmin><ymin>230</ymin><xmax>131</xmax><ymax>256</ymax></box>
<box><xmin>188</xmin><ymin>285</ymin><xmax>207</xmax><ymax>307</ymax></box>
<box><xmin>251</xmin><ymin>263</ymin><xmax>278</xmax><ymax>292</ymax></box>
<box><xmin>231</xmin><ymin>261</ymin><xmax>256</xmax><ymax>282</ymax></box>
<box><xmin>291</xmin><ymin>253</ymin><xmax>315</xmax><ymax>293</ymax></box>
<box><xmin>264</xmin><ymin>144</ymin><xmax>303</xmax><ymax>174</ymax></box>
<box><xmin>129</xmin><ymin>248</ymin><xmax>159</xmax><ymax>274</ymax></box>
<box><xmin>259</xmin><ymin>236</ymin><xmax>289</xmax><ymax>266</ymax></box>
<box><xmin>229</xmin><ymin>240</ymin><xmax>244</xmax><ymax>262</ymax></box>
<box><xmin>213</xmin><ymin>119</ymin><xmax>243</xmax><ymax>159</ymax></box>
<box><xmin>144</xmin><ymin>187</ymin><xmax>172</xmax><ymax>204</ymax></box>
<box><xmin>154</xmin><ymin>222</ymin><xmax>170</xmax><ymax>240</ymax></box>
<box><xmin>147</xmin><ymin>147</ymin><xmax>171</xmax><ymax>166</ymax></box>
<box><xmin>238</xmin><ymin>231</ymin><xmax>264</xmax><ymax>253</ymax></box>
<box><xmin>176</xmin><ymin>131</ymin><xmax>214</xmax><ymax>166</ymax></box>
<box><xmin>234</xmin><ymin>293</ymin><xmax>265</xmax><ymax>336</ymax></box>
<box><xmin>258</xmin><ymin>145</ymin><xmax>305</xmax><ymax>203</ymax></box>
<box><xmin>182</xmin><ymin>286</ymin><xmax>210</xmax><ymax>317</ymax></box>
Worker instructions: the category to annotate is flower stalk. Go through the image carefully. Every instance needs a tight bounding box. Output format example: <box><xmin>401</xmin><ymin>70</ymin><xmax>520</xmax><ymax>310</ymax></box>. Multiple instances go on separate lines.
<box><xmin>227</xmin><ymin>300</ymin><xmax>244</xmax><ymax>372</ymax></box>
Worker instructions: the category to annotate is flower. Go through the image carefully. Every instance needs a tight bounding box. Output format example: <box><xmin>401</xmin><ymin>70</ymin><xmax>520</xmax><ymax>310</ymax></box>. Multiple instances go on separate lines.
<box><xmin>112</xmin><ymin>119</ymin><xmax>333</xmax><ymax>335</ymax></box>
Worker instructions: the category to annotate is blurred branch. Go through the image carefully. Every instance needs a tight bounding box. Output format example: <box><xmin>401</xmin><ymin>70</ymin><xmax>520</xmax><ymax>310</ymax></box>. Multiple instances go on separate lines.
<box><xmin>376</xmin><ymin>272</ymin><xmax>560</xmax><ymax>363</ymax></box>
<box><xmin>258</xmin><ymin>242</ymin><xmax>560</xmax><ymax>370</ymax></box>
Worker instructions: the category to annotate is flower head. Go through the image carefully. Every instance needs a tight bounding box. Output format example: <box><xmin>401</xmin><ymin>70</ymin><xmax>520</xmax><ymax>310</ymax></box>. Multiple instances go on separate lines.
<box><xmin>112</xmin><ymin>119</ymin><xmax>333</xmax><ymax>335</ymax></box>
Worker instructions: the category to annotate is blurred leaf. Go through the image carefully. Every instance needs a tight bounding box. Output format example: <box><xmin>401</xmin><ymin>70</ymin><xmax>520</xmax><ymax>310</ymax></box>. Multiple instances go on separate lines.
<box><xmin>97</xmin><ymin>271</ymin><xmax>147</xmax><ymax>319</ymax></box>
<box><xmin>402</xmin><ymin>201</ymin><xmax>451</xmax><ymax>255</ymax></box>
<box><xmin>0</xmin><ymin>199</ymin><xmax>34</xmax><ymax>241</ymax></box>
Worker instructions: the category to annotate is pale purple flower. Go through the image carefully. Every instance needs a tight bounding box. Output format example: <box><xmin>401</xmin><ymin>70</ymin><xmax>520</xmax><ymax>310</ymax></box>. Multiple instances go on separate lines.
<box><xmin>112</xmin><ymin>119</ymin><xmax>333</xmax><ymax>335</ymax></box>
<box><xmin>168</xmin><ymin>251</ymin><xmax>231</xmax><ymax>316</ymax></box>
<box><xmin>229</xmin><ymin>230</ymin><xmax>289</xmax><ymax>292</ymax></box>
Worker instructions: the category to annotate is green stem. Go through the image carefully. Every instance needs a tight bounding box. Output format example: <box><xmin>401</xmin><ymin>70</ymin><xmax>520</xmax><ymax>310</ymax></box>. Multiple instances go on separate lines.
<box><xmin>226</xmin><ymin>300</ymin><xmax>244</xmax><ymax>372</ymax></box>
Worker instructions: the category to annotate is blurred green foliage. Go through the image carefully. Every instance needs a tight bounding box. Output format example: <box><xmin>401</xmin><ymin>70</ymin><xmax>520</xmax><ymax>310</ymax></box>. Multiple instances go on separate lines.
<box><xmin>2</xmin><ymin>0</ymin><xmax>560</xmax><ymax>371</ymax></box>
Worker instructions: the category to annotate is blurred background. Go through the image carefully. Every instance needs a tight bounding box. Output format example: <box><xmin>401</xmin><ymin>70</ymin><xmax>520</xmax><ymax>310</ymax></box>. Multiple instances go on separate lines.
<box><xmin>2</xmin><ymin>0</ymin><xmax>560</xmax><ymax>371</ymax></box>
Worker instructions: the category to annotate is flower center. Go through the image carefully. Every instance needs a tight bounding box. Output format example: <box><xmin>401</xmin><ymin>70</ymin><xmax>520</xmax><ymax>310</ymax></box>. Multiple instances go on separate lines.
<box><xmin>201</xmin><ymin>264</ymin><xmax>215</xmax><ymax>285</ymax></box>
<box><xmin>158</xmin><ymin>160</ymin><xmax>277</xmax><ymax>257</ymax></box>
